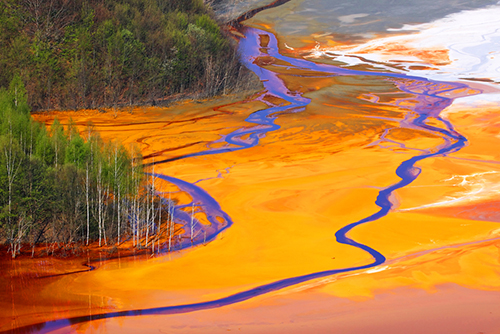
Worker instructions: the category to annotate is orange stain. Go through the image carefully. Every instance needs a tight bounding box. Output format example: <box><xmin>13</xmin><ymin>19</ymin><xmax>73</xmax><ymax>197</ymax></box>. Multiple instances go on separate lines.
<box><xmin>2</xmin><ymin>29</ymin><xmax>500</xmax><ymax>334</ymax></box>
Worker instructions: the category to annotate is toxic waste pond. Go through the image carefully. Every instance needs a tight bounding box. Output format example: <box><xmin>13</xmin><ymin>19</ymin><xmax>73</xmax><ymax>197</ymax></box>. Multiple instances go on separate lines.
<box><xmin>3</xmin><ymin>0</ymin><xmax>500</xmax><ymax>333</ymax></box>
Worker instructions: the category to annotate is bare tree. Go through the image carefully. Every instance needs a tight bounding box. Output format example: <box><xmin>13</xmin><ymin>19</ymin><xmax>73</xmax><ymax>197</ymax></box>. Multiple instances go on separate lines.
<box><xmin>85</xmin><ymin>161</ymin><xmax>90</xmax><ymax>245</ymax></box>
<box><xmin>10</xmin><ymin>213</ymin><xmax>31</xmax><ymax>259</ymax></box>
<box><xmin>3</xmin><ymin>121</ymin><xmax>22</xmax><ymax>257</ymax></box>
<box><xmin>113</xmin><ymin>143</ymin><xmax>123</xmax><ymax>244</ymax></box>
<box><xmin>94</xmin><ymin>161</ymin><xmax>104</xmax><ymax>247</ymax></box>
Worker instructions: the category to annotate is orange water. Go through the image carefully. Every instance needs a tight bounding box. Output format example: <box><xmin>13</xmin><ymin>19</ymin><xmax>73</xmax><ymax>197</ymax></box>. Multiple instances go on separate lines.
<box><xmin>3</xmin><ymin>17</ymin><xmax>500</xmax><ymax>334</ymax></box>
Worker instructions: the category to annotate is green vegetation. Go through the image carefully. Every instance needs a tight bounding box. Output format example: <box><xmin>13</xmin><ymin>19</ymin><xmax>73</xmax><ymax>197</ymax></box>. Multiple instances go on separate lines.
<box><xmin>0</xmin><ymin>76</ymin><xmax>173</xmax><ymax>258</ymax></box>
<box><xmin>0</xmin><ymin>0</ymin><xmax>252</xmax><ymax>257</ymax></box>
<box><xmin>0</xmin><ymin>0</ymin><xmax>254</xmax><ymax>257</ymax></box>
<box><xmin>0</xmin><ymin>0</ymin><xmax>250</xmax><ymax>110</ymax></box>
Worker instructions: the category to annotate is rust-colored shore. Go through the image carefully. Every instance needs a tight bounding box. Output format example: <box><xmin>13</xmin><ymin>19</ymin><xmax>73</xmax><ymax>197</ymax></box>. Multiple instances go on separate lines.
<box><xmin>2</xmin><ymin>27</ymin><xmax>500</xmax><ymax>334</ymax></box>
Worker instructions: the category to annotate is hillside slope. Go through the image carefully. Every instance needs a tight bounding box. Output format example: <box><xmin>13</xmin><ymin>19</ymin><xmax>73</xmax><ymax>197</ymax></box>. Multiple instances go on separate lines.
<box><xmin>0</xmin><ymin>0</ymin><xmax>252</xmax><ymax>110</ymax></box>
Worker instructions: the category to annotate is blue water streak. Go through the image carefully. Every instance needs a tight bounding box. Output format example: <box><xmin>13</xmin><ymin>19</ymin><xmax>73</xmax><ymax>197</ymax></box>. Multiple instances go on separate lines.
<box><xmin>4</xmin><ymin>23</ymin><xmax>475</xmax><ymax>334</ymax></box>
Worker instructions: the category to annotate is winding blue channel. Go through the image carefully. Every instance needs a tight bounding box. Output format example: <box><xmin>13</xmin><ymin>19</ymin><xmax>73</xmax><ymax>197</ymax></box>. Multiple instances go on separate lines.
<box><xmin>144</xmin><ymin>172</ymin><xmax>235</xmax><ymax>250</ymax></box>
<box><xmin>4</xmin><ymin>24</ymin><xmax>474</xmax><ymax>334</ymax></box>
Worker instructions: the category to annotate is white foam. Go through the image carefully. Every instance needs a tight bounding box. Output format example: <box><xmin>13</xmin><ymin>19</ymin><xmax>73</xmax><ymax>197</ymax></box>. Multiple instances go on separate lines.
<box><xmin>365</xmin><ymin>265</ymin><xmax>389</xmax><ymax>274</ymax></box>
<box><xmin>449</xmin><ymin>93</ymin><xmax>500</xmax><ymax>107</ymax></box>
<box><xmin>338</xmin><ymin>13</ymin><xmax>370</xmax><ymax>24</ymax></box>
<box><xmin>400</xmin><ymin>171</ymin><xmax>500</xmax><ymax>211</ymax></box>
<box><xmin>312</xmin><ymin>5</ymin><xmax>500</xmax><ymax>86</ymax></box>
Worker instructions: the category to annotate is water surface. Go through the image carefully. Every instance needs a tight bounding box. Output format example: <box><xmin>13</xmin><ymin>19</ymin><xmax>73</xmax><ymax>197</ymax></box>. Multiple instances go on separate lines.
<box><xmin>4</xmin><ymin>0</ymin><xmax>500</xmax><ymax>333</ymax></box>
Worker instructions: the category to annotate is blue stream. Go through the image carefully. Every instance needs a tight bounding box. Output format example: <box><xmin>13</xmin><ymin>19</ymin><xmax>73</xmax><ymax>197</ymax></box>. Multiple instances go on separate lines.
<box><xmin>5</xmin><ymin>26</ymin><xmax>473</xmax><ymax>333</ymax></box>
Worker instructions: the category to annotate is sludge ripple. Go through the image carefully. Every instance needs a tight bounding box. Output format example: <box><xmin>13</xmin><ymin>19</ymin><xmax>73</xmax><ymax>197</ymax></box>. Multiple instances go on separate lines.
<box><xmin>4</xmin><ymin>24</ymin><xmax>479</xmax><ymax>334</ymax></box>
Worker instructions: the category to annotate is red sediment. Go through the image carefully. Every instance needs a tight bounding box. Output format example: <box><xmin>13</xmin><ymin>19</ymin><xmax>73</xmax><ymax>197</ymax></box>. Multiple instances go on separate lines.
<box><xmin>408</xmin><ymin>65</ymin><xmax>439</xmax><ymax>70</ymax></box>
<box><xmin>359</xmin><ymin>43</ymin><xmax>451</xmax><ymax>66</ymax></box>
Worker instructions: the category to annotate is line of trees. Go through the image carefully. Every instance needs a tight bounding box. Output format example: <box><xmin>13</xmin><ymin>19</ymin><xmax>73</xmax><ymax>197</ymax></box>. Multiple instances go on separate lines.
<box><xmin>0</xmin><ymin>0</ymin><xmax>254</xmax><ymax>111</ymax></box>
<box><xmin>0</xmin><ymin>0</ymin><xmax>253</xmax><ymax>257</ymax></box>
<box><xmin>0</xmin><ymin>76</ymin><xmax>176</xmax><ymax>258</ymax></box>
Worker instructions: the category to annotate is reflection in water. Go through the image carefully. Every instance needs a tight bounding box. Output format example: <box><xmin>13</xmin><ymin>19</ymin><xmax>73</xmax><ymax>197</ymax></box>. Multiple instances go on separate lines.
<box><xmin>246</xmin><ymin>0</ymin><xmax>499</xmax><ymax>45</ymax></box>
<box><xmin>4</xmin><ymin>13</ymin><xmax>489</xmax><ymax>333</ymax></box>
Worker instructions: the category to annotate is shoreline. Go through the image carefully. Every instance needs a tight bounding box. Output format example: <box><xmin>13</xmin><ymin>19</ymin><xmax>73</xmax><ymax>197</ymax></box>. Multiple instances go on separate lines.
<box><xmin>3</xmin><ymin>1</ymin><xmax>500</xmax><ymax>333</ymax></box>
